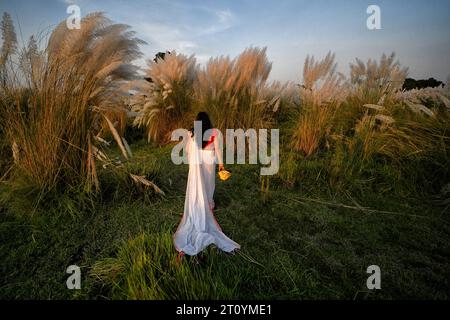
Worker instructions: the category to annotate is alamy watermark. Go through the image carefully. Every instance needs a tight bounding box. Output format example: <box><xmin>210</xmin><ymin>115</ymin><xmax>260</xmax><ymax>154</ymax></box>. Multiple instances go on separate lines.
<box><xmin>367</xmin><ymin>5</ymin><xmax>381</xmax><ymax>30</ymax></box>
<box><xmin>66</xmin><ymin>4</ymin><xmax>81</xmax><ymax>30</ymax></box>
<box><xmin>366</xmin><ymin>265</ymin><xmax>381</xmax><ymax>290</ymax></box>
<box><xmin>171</xmin><ymin>122</ymin><xmax>279</xmax><ymax>176</ymax></box>
<box><xmin>66</xmin><ymin>265</ymin><xmax>81</xmax><ymax>290</ymax></box>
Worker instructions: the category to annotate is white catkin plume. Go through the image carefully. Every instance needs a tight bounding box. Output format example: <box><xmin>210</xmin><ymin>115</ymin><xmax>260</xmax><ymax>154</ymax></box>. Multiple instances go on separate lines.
<box><xmin>374</xmin><ymin>114</ymin><xmax>395</xmax><ymax>125</ymax></box>
<box><xmin>300</xmin><ymin>52</ymin><xmax>348</xmax><ymax>107</ymax></box>
<box><xmin>396</xmin><ymin>87</ymin><xmax>450</xmax><ymax>111</ymax></box>
<box><xmin>0</xmin><ymin>12</ymin><xmax>18</xmax><ymax>65</ymax></box>
<box><xmin>350</xmin><ymin>52</ymin><xmax>408</xmax><ymax>99</ymax></box>
<box><xmin>364</xmin><ymin>104</ymin><xmax>385</xmax><ymax>111</ymax></box>
<box><xmin>405</xmin><ymin>100</ymin><xmax>435</xmax><ymax>117</ymax></box>
<box><xmin>132</xmin><ymin>46</ymin><xmax>275</xmax><ymax>142</ymax></box>
<box><xmin>132</xmin><ymin>51</ymin><xmax>197</xmax><ymax>138</ymax></box>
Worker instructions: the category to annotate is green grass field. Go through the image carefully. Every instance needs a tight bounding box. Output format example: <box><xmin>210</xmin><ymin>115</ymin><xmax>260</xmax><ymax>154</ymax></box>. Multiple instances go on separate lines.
<box><xmin>1</xmin><ymin>141</ymin><xmax>449</xmax><ymax>300</ymax></box>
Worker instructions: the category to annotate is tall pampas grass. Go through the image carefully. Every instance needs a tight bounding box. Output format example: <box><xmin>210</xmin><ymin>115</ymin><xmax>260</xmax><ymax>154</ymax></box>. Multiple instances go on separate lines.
<box><xmin>132</xmin><ymin>51</ymin><xmax>198</xmax><ymax>143</ymax></box>
<box><xmin>133</xmin><ymin>47</ymin><xmax>278</xmax><ymax>144</ymax></box>
<box><xmin>396</xmin><ymin>86</ymin><xmax>450</xmax><ymax>116</ymax></box>
<box><xmin>350</xmin><ymin>52</ymin><xmax>408</xmax><ymax>104</ymax></box>
<box><xmin>196</xmin><ymin>47</ymin><xmax>274</xmax><ymax>131</ymax></box>
<box><xmin>1</xmin><ymin>12</ymin><xmax>144</xmax><ymax>192</ymax></box>
<box><xmin>291</xmin><ymin>52</ymin><xmax>347</xmax><ymax>156</ymax></box>
<box><xmin>328</xmin><ymin>52</ymin><xmax>449</xmax><ymax>191</ymax></box>
<box><xmin>332</xmin><ymin>105</ymin><xmax>450</xmax><ymax>187</ymax></box>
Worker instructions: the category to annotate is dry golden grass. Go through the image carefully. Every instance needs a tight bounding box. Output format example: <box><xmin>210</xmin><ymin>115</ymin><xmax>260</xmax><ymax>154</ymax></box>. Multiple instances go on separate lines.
<box><xmin>1</xmin><ymin>12</ymin><xmax>144</xmax><ymax>191</ymax></box>
<box><xmin>132</xmin><ymin>51</ymin><xmax>198</xmax><ymax>143</ymax></box>
<box><xmin>196</xmin><ymin>47</ymin><xmax>274</xmax><ymax>131</ymax></box>
<box><xmin>132</xmin><ymin>47</ymin><xmax>279</xmax><ymax>144</ymax></box>
<box><xmin>350</xmin><ymin>52</ymin><xmax>408</xmax><ymax>104</ymax></box>
<box><xmin>291</xmin><ymin>52</ymin><xmax>347</xmax><ymax>156</ymax></box>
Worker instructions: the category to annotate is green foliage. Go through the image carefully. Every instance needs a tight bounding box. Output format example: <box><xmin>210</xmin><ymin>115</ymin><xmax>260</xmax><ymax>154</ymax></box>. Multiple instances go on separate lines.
<box><xmin>98</xmin><ymin>155</ymin><xmax>164</xmax><ymax>204</ymax></box>
<box><xmin>0</xmin><ymin>11</ymin><xmax>449</xmax><ymax>301</ymax></box>
<box><xmin>1</xmin><ymin>145</ymin><xmax>449</xmax><ymax>300</ymax></box>
<box><xmin>91</xmin><ymin>232</ymin><xmax>240</xmax><ymax>299</ymax></box>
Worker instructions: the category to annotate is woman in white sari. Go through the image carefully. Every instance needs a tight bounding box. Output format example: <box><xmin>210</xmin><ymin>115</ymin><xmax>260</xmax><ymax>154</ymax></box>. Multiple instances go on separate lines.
<box><xmin>173</xmin><ymin>112</ymin><xmax>240</xmax><ymax>259</ymax></box>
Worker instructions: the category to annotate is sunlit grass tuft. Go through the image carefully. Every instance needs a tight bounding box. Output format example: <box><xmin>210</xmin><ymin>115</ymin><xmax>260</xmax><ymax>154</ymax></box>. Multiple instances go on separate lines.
<box><xmin>91</xmin><ymin>232</ymin><xmax>240</xmax><ymax>299</ymax></box>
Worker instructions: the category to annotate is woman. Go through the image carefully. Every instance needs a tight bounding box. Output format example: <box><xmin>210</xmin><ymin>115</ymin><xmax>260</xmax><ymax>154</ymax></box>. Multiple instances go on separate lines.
<box><xmin>173</xmin><ymin>112</ymin><xmax>240</xmax><ymax>259</ymax></box>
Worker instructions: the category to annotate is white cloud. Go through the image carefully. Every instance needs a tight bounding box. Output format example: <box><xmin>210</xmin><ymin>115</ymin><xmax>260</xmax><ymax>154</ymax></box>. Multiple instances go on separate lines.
<box><xmin>197</xmin><ymin>8</ymin><xmax>236</xmax><ymax>36</ymax></box>
<box><xmin>134</xmin><ymin>7</ymin><xmax>236</xmax><ymax>60</ymax></box>
<box><xmin>135</xmin><ymin>22</ymin><xmax>198</xmax><ymax>54</ymax></box>
<box><xmin>217</xmin><ymin>9</ymin><xmax>233</xmax><ymax>24</ymax></box>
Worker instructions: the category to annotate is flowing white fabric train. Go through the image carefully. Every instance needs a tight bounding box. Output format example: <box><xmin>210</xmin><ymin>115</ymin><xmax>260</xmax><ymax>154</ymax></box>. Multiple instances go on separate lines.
<box><xmin>173</xmin><ymin>134</ymin><xmax>240</xmax><ymax>256</ymax></box>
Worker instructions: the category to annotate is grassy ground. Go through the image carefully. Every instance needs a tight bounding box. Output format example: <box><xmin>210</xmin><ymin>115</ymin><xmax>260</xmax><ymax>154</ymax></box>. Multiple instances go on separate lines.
<box><xmin>1</xmin><ymin>141</ymin><xmax>449</xmax><ymax>299</ymax></box>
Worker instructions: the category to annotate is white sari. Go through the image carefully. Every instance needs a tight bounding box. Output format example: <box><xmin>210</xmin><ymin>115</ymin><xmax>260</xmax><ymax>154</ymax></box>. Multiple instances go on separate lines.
<box><xmin>173</xmin><ymin>131</ymin><xmax>240</xmax><ymax>256</ymax></box>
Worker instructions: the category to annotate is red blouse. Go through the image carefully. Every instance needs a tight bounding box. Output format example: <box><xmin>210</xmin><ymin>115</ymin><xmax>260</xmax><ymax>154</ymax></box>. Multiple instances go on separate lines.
<box><xmin>204</xmin><ymin>129</ymin><xmax>216</xmax><ymax>149</ymax></box>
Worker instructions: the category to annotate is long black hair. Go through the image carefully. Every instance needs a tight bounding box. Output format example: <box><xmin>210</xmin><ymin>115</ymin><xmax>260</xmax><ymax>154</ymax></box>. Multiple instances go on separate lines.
<box><xmin>191</xmin><ymin>112</ymin><xmax>213</xmax><ymax>149</ymax></box>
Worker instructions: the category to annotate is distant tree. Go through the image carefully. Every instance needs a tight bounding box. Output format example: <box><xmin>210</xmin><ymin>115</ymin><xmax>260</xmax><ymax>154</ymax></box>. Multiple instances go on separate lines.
<box><xmin>403</xmin><ymin>77</ymin><xmax>444</xmax><ymax>91</ymax></box>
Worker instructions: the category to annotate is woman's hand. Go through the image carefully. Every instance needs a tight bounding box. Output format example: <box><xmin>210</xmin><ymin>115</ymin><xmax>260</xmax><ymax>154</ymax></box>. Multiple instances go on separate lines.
<box><xmin>218</xmin><ymin>164</ymin><xmax>225</xmax><ymax>171</ymax></box>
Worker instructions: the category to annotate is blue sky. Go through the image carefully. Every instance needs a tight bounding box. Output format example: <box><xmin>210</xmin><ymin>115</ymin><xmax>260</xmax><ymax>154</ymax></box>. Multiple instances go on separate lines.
<box><xmin>1</xmin><ymin>0</ymin><xmax>450</xmax><ymax>82</ymax></box>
